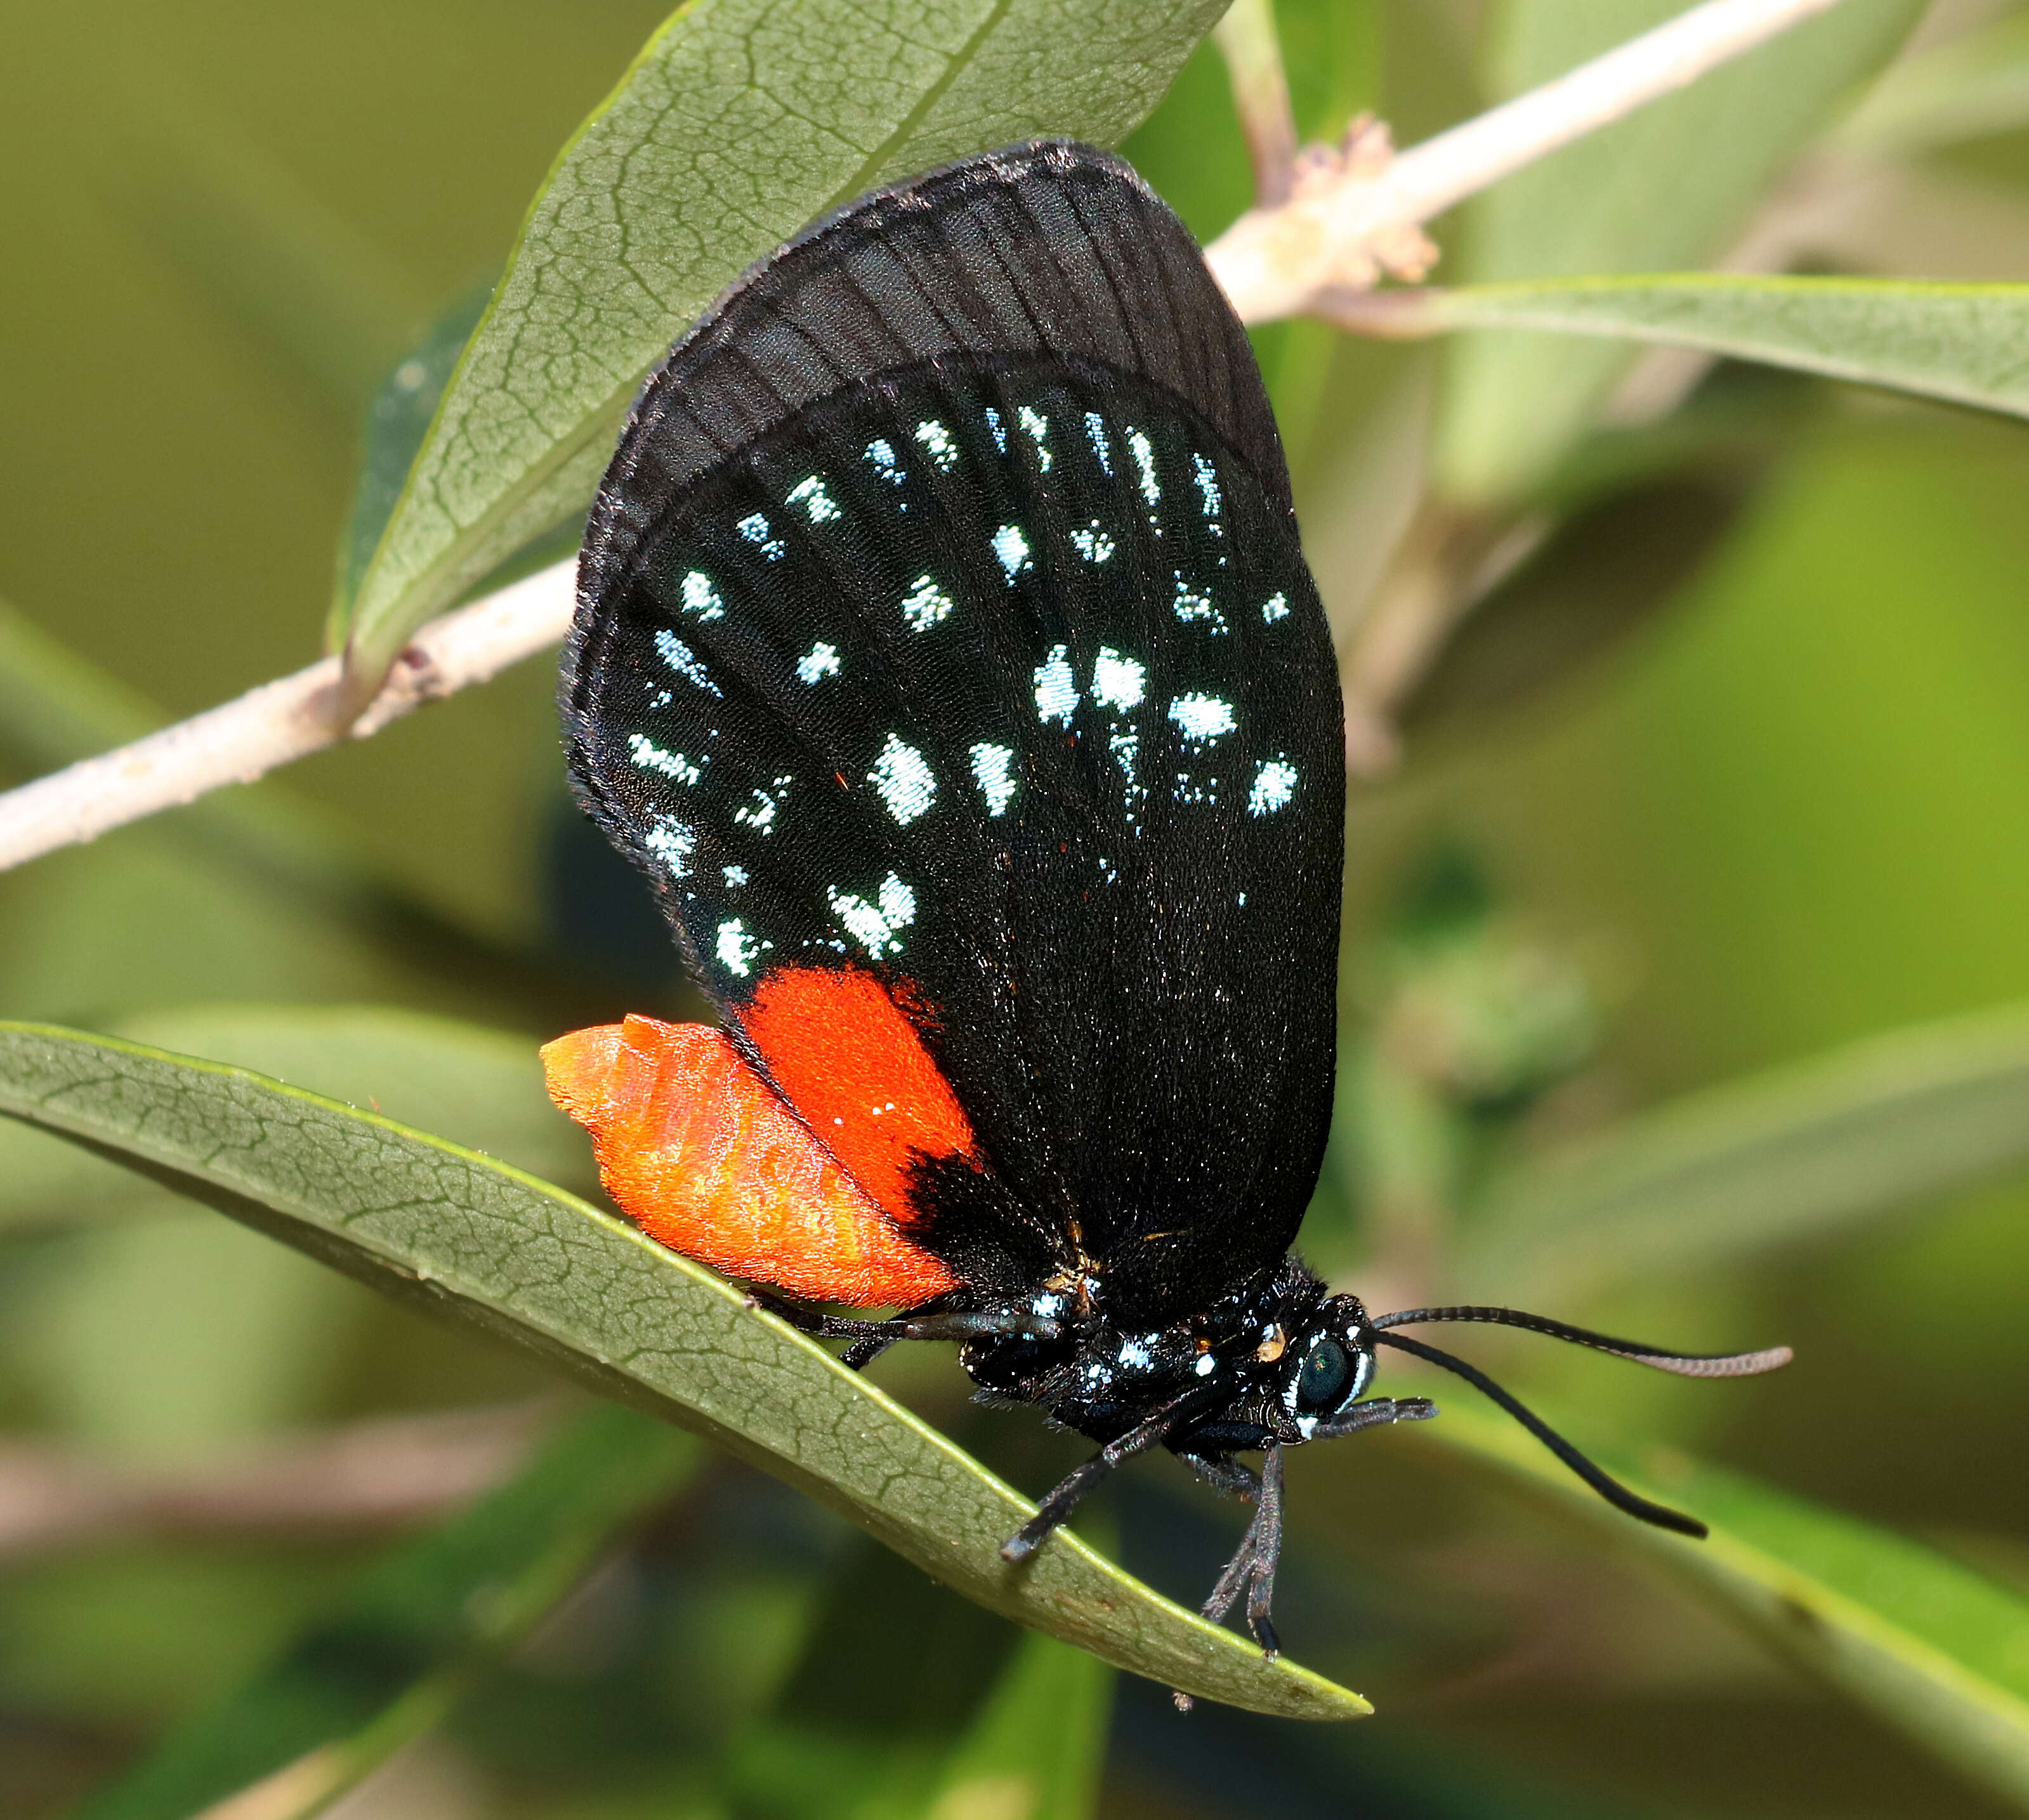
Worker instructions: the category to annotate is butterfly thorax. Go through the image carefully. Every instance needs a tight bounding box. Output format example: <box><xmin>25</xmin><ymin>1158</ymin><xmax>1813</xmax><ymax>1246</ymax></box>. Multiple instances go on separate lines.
<box><xmin>960</xmin><ymin>1255</ymin><xmax>1341</xmax><ymax>1449</ymax></box>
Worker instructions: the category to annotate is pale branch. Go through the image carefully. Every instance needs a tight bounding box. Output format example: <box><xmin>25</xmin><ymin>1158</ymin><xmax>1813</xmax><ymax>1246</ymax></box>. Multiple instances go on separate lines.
<box><xmin>0</xmin><ymin>0</ymin><xmax>1847</xmax><ymax>874</ymax></box>
<box><xmin>1205</xmin><ymin>0</ymin><xmax>1848</xmax><ymax>318</ymax></box>
<box><xmin>1213</xmin><ymin>0</ymin><xmax>1299</xmax><ymax>208</ymax></box>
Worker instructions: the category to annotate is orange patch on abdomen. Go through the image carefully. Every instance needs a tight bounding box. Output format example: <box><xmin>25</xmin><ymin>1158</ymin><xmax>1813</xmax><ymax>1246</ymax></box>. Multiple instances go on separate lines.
<box><xmin>740</xmin><ymin>966</ymin><xmax>977</xmax><ymax>1228</ymax></box>
<box><xmin>542</xmin><ymin>1015</ymin><xmax>959</xmax><ymax>1307</ymax></box>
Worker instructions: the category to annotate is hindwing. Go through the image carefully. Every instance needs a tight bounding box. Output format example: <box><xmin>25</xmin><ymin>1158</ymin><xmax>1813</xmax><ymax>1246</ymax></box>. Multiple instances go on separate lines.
<box><xmin>564</xmin><ymin>143</ymin><xmax>1344</xmax><ymax>1322</ymax></box>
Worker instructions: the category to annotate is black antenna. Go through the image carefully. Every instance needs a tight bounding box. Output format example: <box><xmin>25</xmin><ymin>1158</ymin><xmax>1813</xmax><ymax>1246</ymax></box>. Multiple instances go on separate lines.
<box><xmin>1370</xmin><ymin>1305</ymin><xmax>1792</xmax><ymax>1378</ymax></box>
<box><xmin>1373</xmin><ymin>1330</ymin><xmax>1711</xmax><ymax>1538</ymax></box>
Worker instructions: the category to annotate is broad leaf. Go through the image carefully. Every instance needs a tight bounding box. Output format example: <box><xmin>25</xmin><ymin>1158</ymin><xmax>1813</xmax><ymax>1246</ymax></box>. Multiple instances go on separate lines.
<box><xmin>0</xmin><ymin>1022</ymin><xmax>1366</xmax><ymax>1721</ymax></box>
<box><xmin>1415</xmin><ymin>1400</ymin><xmax>2029</xmax><ymax>1809</ymax></box>
<box><xmin>1434</xmin><ymin>0</ymin><xmax>1919</xmax><ymax>505</ymax></box>
<box><xmin>1380</xmin><ymin>275</ymin><xmax>2029</xmax><ymax>428</ymax></box>
<box><xmin>74</xmin><ymin>1403</ymin><xmax>699</xmax><ymax>1820</ymax></box>
<box><xmin>1461</xmin><ymin>999</ymin><xmax>2029</xmax><ymax>1300</ymax></box>
<box><xmin>339</xmin><ymin>0</ymin><xmax>1230</xmax><ymax>690</ymax></box>
<box><xmin>0</xmin><ymin>1004</ymin><xmax>597</xmax><ymax>1236</ymax></box>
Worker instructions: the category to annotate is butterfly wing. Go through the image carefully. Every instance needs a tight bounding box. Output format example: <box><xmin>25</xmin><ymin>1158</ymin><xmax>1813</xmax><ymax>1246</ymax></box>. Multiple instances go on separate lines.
<box><xmin>564</xmin><ymin>141</ymin><xmax>1343</xmax><ymax>1325</ymax></box>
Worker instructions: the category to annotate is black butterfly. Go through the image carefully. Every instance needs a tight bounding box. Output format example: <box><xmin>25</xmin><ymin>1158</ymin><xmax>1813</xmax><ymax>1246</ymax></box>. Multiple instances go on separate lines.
<box><xmin>549</xmin><ymin>139</ymin><xmax>1790</xmax><ymax>1656</ymax></box>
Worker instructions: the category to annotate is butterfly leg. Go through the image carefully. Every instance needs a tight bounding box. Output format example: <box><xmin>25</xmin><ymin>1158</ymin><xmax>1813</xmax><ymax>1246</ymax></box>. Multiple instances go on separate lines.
<box><xmin>1190</xmin><ymin>1443</ymin><xmax>1285</xmax><ymax>1656</ymax></box>
<box><xmin>1000</xmin><ymin>1396</ymin><xmax>1203</xmax><ymax>1565</ymax></box>
<box><xmin>744</xmin><ymin>1288</ymin><xmax>1062</xmax><ymax>1369</ymax></box>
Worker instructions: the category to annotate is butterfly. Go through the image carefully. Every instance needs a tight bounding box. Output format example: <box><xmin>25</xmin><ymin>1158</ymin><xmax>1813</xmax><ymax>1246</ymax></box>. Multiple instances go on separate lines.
<box><xmin>542</xmin><ymin>139</ymin><xmax>1790</xmax><ymax>1656</ymax></box>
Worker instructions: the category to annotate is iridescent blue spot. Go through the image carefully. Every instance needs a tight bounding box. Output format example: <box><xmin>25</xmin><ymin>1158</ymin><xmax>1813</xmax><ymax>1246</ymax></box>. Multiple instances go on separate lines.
<box><xmin>722</xmin><ymin>863</ymin><xmax>749</xmax><ymax>887</ymax></box>
<box><xmin>1261</xmin><ymin>591</ymin><xmax>1290</xmax><ymax>623</ymax></box>
<box><xmin>1249</xmin><ymin>758</ymin><xmax>1298</xmax><ymax>816</ymax></box>
<box><xmin>1085</xmin><ymin>411</ymin><xmax>1112</xmax><ymax>474</ymax></box>
<box><xmin>680</xmin><ymin>570</ymin><xmax>724</xmax><ymax>621</ymax></box>
<box><xmin>1192</xmin><ymin>452</ymin><xmax>1223</xmax><ymax>534</ymax></box>
<box><xmin>716</xmin><ymin>919</ymin><xmax>765</xmax><ymax>977</ymax></box>
<box><xmin>1128</xmin><ymin>429</ymin><xmax>1160</xmax><ymax>505</ymax></box>
<box><xmin>627</xmin><ymin>733</ymin><xmax>702</xmax><ymax>784</ymax></box>
<box><xmin>1033</xmin><ymin>645</ymin><xmax>1077</xmax><ymax>727</ymax></box>
<box><xmin>786</xmin><ymin>475</ymin><xmax>840</xmax><ymax>524</ymax></box>
<box><xmin>914</xmin><ymin>419</ymin><xmax>959</xmax><ymax>472</ymax></box>
<box><xmin>1169</xmin><ymin>694</ymin><xmax>1236</xmax><ymax>745</ymax></box>
<box><xmin>737</xmin><ymin>513</ymin><xmax>786</xmax><ymax>560</ymax></box>
<box><xmin>969</xmin><ymin>742</ymin><xmax>1017</xmax><ymax>815</ymax></box>
<box><xmin>735</xmin><ymin>776</ymin><xmax>791</xmax><ymax>834</ymax></box>
<box><xmin>1018</xmin><ymin>406</ymin><xmax>1051</xmax><ymax>471</ymax></box>
<box><xmin>864</xmin><ymin>439</ymin><xmax>905</xmax><ymax>485</ymax></box>
<box><xmin>1070</xmin><ymin>523</ymin><xmax>1115</xmax><ymax>564</ymax></box>
<box><xmin>643</xmin><ymin>817</ymin><xmax>695</xmax><ymax>878</ymax></box>
<box><xmin>796</xmin><ymin>642</ymin><xmax>841</xmax><ymax>685</ymax></box>
<box><xmin>869</xmin><ymin>733</ymin><xmax>936</xmax><ymax>825</ymax></box>
<box><xmin>1172</xmin><ymin>576</ymin><xmax>1228</xmax><ymax>633</ymax></box>
<box><xmin>1091</xmin><ymin>648</ymin><xmax>1145</xmax><ymax>713</ymax></box>
<box><xmin>654</xmin><ymin>628</ymin><xmax>720</xmax><ymax>695</ymax></box>
<box><xmin>829</xmin><ymin>873</ymin><xmax>916</xmax><ymax>956</ymax></box>
<box><xmin>899</xmin><ymin>576</ymin><xmax>954</xmax><ymax>632</ymax></box>
<box><xmin>992</xmin><ymin>524</ymin><xmax>1031</xmax><ymax>583</ymax></box>
<box><xmin>984</xmin><ymin>407</ymin><xmax>1008</xmax><ymax>454</ymax></box>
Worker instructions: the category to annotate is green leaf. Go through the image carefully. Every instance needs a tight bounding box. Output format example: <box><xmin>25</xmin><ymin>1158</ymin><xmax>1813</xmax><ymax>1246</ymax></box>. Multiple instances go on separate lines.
<box><xmin>1461</xmin><ymin>999</ymin><xmax>2029</xmax><ymax>1300</ymax></box>
<box><xmin>1836</xmin><ymin>11</ymin><xmax>2029</xmax><ymax>158</ymax></box>
<box><xmin>1433</xmin><ymin>0</ymin><xmax>1919</xmax><ymax>504</ymax></box>
<box><xmin>339</xmin><ymin>0</ymin><xmax>1230</xmax><ymax>685</ymax></box>
<box><xmin>75</xmin><ymin>1402</ymin><xmax>700</xmax><ymax>1820</ymax></box>
<box><xmin>1387</xmin><ymin>275</ymin><xmax>2029</xmax><ymax>430</ymax></box>
<box><xmin>0</xmin><ymin>1003</ymin><xmax>598</xmax><ymax>1238</ymax></box>
<box><xmin>916</xmin><ymin>1629</ymin><xmax>1112</xmax><ymax>1820</ymax></box>
<box><xmin>330</xmin><ymin>285</ymin><xmax>492</xmax><ymax>645</ymax></box>
<box><xmin>1414</xmin><ymin>1399</ymin><xmax>2029</xmax><ymax>1809</ymax></box>
<box><xmin>0</xmin><ymin>1022</ymin><xmax>1367</xmax><ymax>1722</ymax></box>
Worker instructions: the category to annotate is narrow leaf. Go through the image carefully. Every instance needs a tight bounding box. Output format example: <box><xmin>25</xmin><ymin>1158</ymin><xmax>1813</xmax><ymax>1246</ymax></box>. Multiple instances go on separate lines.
<box><xmin>340</xmin><ymin>0</ymin><xmax>1229</xmax><ymax>688</ymax></box>
<box><xmin>1414</xmin><ymin>1400</ymin><xmax>2029</xmax><ymax>1809</ymax></box>
<box><xmin>917</xmin><ymin>1629</ymin><xmax>1112</xmax><ymax>1820</ymax></box>
<box><xmin>1434</xmin><ymin>0</ymin><xmax>1919</xmax><ymax>504</ymax></box>
<box><xmin>0</xmin><ymin>1023</ymin><xmax>1366</xmax><ymax>1722</ymax></box>
<box><xmin>1381</xmin><ymin>275</ymin><xmax>2029</xmax><ymax>428</ymax></box>
<box><xmin>1461</xmin><ymin>999</ymin><xmax>2029</xmax><ymax>1300</ymax></box>
<box><xmin>75</xmin><ymin>1403</ymin><xmax>698</xmax><ymax>1820</ymax></box>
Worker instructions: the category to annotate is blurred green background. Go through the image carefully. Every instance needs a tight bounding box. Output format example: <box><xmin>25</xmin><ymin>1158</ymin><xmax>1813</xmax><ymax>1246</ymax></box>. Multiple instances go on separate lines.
<box><xmin>4</xmin><ymin>1</ymin><xmax>2029</xmax><ymax>1815</ymax></box>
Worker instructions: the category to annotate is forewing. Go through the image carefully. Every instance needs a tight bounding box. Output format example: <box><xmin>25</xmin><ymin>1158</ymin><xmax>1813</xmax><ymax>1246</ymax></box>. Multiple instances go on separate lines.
<box><xmin>565</xmin><ymin>143</ymin><xmax>1343</xmax><ymax>1322</ymax></box>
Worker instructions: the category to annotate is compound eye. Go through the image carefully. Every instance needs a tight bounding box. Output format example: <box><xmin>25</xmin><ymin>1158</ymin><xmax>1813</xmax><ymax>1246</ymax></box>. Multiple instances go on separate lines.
<box><xmin>1294</xmin><ymin>1336</ymin><xmax>1353</xmax><ymax>1414</ymax></box>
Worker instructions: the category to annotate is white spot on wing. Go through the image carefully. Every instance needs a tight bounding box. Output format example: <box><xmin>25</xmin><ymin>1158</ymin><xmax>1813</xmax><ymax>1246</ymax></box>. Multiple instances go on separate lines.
<box><xmin>829</xmin><ymin>872</ymin><xmax>917</xmax><ymax>956</ymax></box>
<box><xmin>1033</xmin><ymin>645</ymin><xmax>1077</xmax><ymax>726</ymax></box>
<box><xmin>1085</xmin><ymin>411</ymin><xmax>1112</xmax><ymax>473</ymax></box>
<box><xmin>869</xmin><ymin>733</ymin><xmax>936</xmax><ymax>825</ymax></box>
<box><xmin>1070</xmin><ymin>523</ymin><xmax>1114</xmax><ymax>564</ymax></box>
<box><xmin>1128</xmin><ymin>429</ymin><xmax>1160</xmax><ymax>505</ymax></box>
<box><xmin>716</xmin><ymin>920</ymin><xmax>764</xmax><ymax>977</ymax></box>
<box><xmin>899</xmin><ymin>576</ymin><xmax>954</xmax><ymax>633</ymax></box>
<box><xmin>627</xmin><ymin>734</ymin><xmax>702</xmax><ymax>784</ymax></box>
<box><xmin>653</xmin><ymin>629</ymin><xmax>719</xmax><ymax>695</ymax></box>
<box><xmin>786</xmin><ymin>475</ymin><xmax>840</xmax><ymax>524</ymax></box>
<box><xmin>1169</xmin><ymin>694</ymin><xmax>1236</xmax><ymax>744</ymax></box>
<box><xmin>969</xmin><ymin>742</ymin><xmax>1016</xmax><ymax>815</ymax></box>
<box><xmin>992</xmin><ymin>524</ymin><xmax>1031</xmax><ymax>583</ymax></box>
<box><xmin>643</xmin><ymin>817</ymin><xmax>695</xmax><ymax>877</ymax></box>
<box><xmin>1091</xmin><ymin>648</ymin><xmax>1145</xmax><ymax>713</ymax></box>
<box><xmin>914</xmin><ymin>419</ymin><xmax>959</xmax><ymax>471</ymax></box>
<box><xmin>1018</xmin><ymin>406</ymin><xmax>1051</xmax><ymax>471</ymax></box>
<box><xmin>796</xmin><ymin>642</ymin><xmax>840</xmax><ymax>685</ymax></box>
<box><xmin>1172</xmin><ymin>576</ymin><xmax>1228</xmax><ymax>633</ymax></box>
<box><xmin>680</xmin><ymin>570</ymin><xmax>723</xmax><ymax>621</ymax></box>
<box><xmin>1249</xmin><ymin>758</ymin><xmax>1299</xmax><ymax>815</ymax></box>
